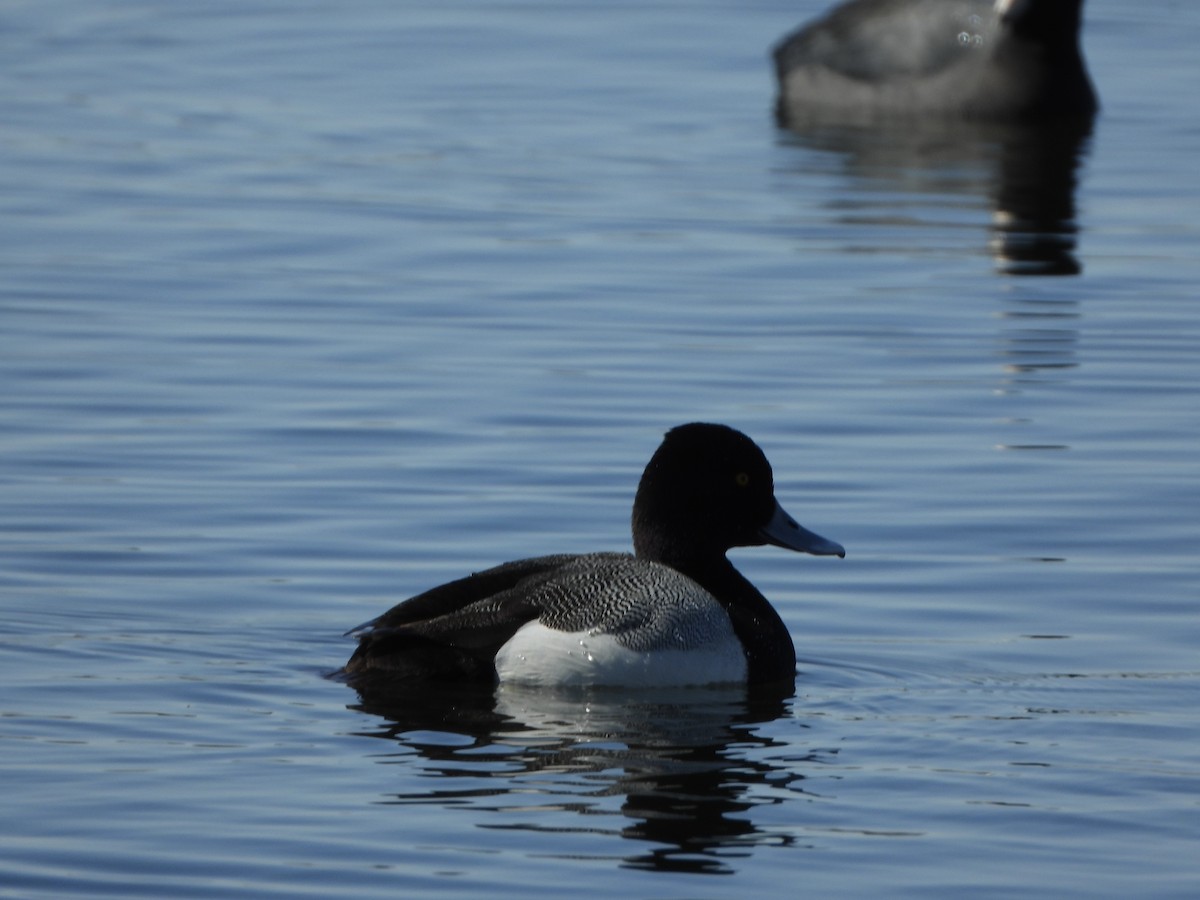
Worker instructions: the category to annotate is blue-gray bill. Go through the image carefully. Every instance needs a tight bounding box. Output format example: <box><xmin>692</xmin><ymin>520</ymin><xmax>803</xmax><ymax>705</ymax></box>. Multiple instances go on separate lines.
<box><xmin>759</xmin><ymin>499</ymin><xmax>845</xmax><ymax>558</ymax></box>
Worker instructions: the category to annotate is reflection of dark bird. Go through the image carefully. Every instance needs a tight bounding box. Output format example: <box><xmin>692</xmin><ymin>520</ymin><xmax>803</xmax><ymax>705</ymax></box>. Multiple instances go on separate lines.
<box><xmin>773</xmin><ymin>0</ymin><xmax>1097</xmax><ymax>123</ymax></box>
<box><xmin>342</xmin><ymin>424</ymin><xmax>843</xmax><ymax>689</ymax></box>
<box><xmin>987</xmin><ymin>117</ymin><xmax>1093</xmax><ymax>274</ymax></box>
<box><xmin>775</xmin><ymin>114</ymin><xmax>1094</xmax><ymax>275</ymax></box>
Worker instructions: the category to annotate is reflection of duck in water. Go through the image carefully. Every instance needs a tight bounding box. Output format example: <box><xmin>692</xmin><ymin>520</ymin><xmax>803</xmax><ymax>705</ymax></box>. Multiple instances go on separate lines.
<box><xmin>773</xmin><ymin>0</ymin><xmax>1097</xmax><ymax>124</ymax></box>
<box><xmin>342</xmin><ymin>424</ymin><xmax>843</xmax><ymax>690</ymax></box>
<box><xmin>349</xmin><ymin>684</ymin><xmax>807</xmax><ymax>876</ymax></box>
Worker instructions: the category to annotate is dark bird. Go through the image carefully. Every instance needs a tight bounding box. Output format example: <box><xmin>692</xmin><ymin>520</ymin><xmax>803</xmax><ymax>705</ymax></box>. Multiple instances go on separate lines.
<box><xmin>773</xmin><ymin>0</ymin><xmax>1097</xmax><ymax>123</ymax></box>
<box><xmin>343</xmin><ymin>423</ymin><xmax>844</xmax><ymax>689</ymax></box>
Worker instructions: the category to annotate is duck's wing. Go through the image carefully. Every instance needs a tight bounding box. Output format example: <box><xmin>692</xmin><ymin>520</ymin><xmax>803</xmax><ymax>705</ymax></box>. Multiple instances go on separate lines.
<box><xmin>344</xmin><ymin>553</ymin><xmax>594</xmax><ymax>636</ymax></box>
<box><xmin>342</xmin><ymin>553</ymin><xmax>631</xmax><ymax>680</ymax></box>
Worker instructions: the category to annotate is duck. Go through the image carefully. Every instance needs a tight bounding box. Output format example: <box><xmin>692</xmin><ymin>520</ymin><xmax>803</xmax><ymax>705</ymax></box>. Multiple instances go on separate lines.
<box><xmin>342</xmin><ymin>423</ymin><xmax>844</xmax><ymax>689</ymax></box>
<box><xmin>772</xmin><ymin>0</ymin><xmax>1097</xmax><ymax>123</ymax></box>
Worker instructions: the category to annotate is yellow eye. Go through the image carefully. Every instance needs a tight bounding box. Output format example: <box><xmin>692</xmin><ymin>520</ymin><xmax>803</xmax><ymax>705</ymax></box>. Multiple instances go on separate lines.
<box><xmin>734</xmin><ymin>472</ymin><xmax>750</xmax><ymax>488</ymax></box>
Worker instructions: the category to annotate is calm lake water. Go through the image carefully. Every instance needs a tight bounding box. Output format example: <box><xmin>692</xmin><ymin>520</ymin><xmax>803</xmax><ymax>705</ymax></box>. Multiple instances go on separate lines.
<box><xmin>2</xmin><ymin>1</ymin><xmax>1197</xmax><ymax>896</ymax></box>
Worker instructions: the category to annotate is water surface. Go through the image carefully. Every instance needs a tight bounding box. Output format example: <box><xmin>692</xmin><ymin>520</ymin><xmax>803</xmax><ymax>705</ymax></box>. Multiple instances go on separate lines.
<box><xmin>2</xmin><ymin>1</ymin><xmax>1197</xmax><ymax>897</ymax></box>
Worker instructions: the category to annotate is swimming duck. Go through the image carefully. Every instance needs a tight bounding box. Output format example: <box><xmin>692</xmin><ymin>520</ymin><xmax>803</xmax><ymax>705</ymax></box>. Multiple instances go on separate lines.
<box><xmin>773</xmin><ymin>0</ymin><xmax>1097</xmax><ymax>123</ymax></box>
<box><xmin>342</xmin><ymin>423</ymin><xmax>844</xmax><ymax>688</ymax></box>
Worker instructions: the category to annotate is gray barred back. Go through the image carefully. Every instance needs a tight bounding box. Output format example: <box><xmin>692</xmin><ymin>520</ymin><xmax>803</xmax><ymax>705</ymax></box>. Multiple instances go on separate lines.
<box><xmin>526</xmin><ymin>555</ymin><xmax>735</xmax><ymax>652</ymax></box>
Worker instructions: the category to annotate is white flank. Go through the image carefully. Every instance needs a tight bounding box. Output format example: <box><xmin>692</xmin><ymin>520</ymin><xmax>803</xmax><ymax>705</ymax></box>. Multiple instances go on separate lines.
<box><xmin>494</xmin><ymin>621</ymin><xmax>748</xmax><ymax>688</ymax></box>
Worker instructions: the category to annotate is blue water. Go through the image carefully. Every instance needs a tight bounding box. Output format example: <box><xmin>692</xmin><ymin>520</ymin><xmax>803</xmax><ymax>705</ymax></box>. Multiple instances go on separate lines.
<box><xmin>2</xmin><ymin>1</ymin><xmax>1197</xmax><ymax>897</ymax></box>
